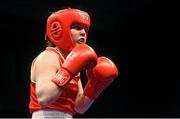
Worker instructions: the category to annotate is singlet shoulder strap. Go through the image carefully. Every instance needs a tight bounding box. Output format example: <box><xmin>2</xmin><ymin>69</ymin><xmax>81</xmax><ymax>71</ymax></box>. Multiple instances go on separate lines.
<box><xmin>30</xmin><ymin>47</ymin><xmax>65</xmax><ymax>83</ymax></box>
<box><xmin>45</xmin><ymin>47</ymin><xmax>65</xmax><ymax>64</ymax></box>
<box><xmin>45</xmin><ymin>47</ymin><xmax>80</xmax><ymax>82</ymax></box>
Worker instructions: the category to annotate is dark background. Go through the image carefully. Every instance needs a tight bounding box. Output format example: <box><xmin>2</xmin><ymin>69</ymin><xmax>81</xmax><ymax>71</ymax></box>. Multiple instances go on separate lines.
<box><xmin>0</xmin><ymin>0</ymin><xmax>179</xmax><ymax>118</ymax></box>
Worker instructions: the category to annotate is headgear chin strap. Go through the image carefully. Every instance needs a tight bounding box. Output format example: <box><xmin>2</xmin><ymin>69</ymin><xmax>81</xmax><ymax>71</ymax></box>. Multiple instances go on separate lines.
<box><xmin>46</xmin><ymin>8</ymin><xmax>91</xmax><ymax>53</ymax></box>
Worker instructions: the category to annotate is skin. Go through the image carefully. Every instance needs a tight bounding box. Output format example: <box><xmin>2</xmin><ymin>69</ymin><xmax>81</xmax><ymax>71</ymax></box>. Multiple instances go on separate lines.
<box><xmin>70</xmin><ymin>24</ymin><xmax>94</xmax><ymax>113</ymax></box>
<box><xmin>31</xmin><ymin>23</ymin><xmax>94</xmax><ymax>115</ymax></box>
<box><xmin>58</xmin><ymin>23</ymin><xmax>87</xmax><ymax>59</ymax></box>
<box><xmin>71</xmin><ymin>23</ymin><xmax>87</xmax><ymax>45</ymax></box>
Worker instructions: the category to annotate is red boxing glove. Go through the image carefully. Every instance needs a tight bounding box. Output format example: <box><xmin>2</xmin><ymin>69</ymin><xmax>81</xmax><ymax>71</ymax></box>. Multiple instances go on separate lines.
<box><xmin>83</xmin><ymin>56</ymin><xmax>118</xmax><ymax>100</ymax></box>
<box><xmin>52</xmin><ymin>44</ymin><xmax>97</xmax><ymax>88</ymax></box>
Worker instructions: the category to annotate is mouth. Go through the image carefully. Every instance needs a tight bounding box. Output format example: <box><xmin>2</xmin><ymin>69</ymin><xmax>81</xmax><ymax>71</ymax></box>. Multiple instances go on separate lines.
<box><xmin>77</xmin><ymin>38</ymin><xmax>85</xmax><ymax>44</ymax></box>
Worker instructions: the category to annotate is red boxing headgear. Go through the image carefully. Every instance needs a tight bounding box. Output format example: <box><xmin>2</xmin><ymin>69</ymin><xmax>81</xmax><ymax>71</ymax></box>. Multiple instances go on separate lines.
<box><xmin>46</xmin><ymin>8</ymin><xmax>91</xmax><ymax>53</ymax></box>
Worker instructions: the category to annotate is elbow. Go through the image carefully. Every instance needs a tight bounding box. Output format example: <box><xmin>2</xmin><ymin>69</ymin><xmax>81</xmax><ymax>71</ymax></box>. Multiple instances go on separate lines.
<box><xmin>35</xmin><ymin>84</ymin><xmax>62</xmax><ymax>107</ymax></box>
<box><xmin>74</xmin><ymin>95</ymin><xmax>94</xmax><ymax>114</ymax></box>
<box><xmin>37</xmin><ymin>94</ymin><xmax>49</xmax><ymax>107</ymax></box>
<box><xmin>78</xmin><ymin>111</ymin><xmax>86</xmax><ymax>114</ymax></box>
<box><xmin>36</xmin><ymin>91</ymin><xmax>52</xmax><ymax>107</ymax></box>
<box><xmin>37</xmin><ymin>97</ymin><xmax>49</xmax><ymax>107</ymax></box>
<box><xmin>74</xmin><ymin>107</ymin><xmax>86</xmax><ymax>114</ymax></box>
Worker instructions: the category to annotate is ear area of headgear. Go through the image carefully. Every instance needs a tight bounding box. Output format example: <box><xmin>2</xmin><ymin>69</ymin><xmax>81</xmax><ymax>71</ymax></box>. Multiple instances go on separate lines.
<box><xmin>46</xmin><ymin>15</ymin><xmax>63</xmax><ymax>42</ymax></box>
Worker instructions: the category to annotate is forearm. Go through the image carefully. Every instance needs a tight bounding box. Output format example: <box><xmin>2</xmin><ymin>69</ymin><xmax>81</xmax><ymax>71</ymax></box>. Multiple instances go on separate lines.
<box><xmin>74</xmin><ymin>94</ymin><xmax>94</xmax><ymax>114</ymax></box>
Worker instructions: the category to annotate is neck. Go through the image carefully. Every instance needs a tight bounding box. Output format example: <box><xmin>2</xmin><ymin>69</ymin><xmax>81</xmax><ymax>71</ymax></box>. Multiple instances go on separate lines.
<box><xmin>55</xmin><ymin>47</ymin><xmax>69</xmax><ymax>59</ymax></box>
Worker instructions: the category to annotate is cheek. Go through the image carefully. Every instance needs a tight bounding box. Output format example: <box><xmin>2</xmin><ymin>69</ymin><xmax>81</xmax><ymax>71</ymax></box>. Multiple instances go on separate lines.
<box><xmin>70</xmin><ymin>30</ymin><xmax>78</xmax><ymax>39</ymax></box>
<box><xmin>70</xmin><ymin>30</ymin><xmax>79</xmax><ymax>45</ymax></box>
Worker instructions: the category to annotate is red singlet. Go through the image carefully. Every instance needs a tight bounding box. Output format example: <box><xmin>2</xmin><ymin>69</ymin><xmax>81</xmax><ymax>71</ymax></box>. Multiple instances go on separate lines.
<box><xmin>29</xmin><ymin>47</ymin><xmax>79</xmax><ymax>116</ymax></box>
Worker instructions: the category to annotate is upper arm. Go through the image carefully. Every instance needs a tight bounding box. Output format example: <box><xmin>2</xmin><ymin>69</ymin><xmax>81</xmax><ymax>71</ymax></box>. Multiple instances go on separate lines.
<box><xmin>32</xmin><ymin>50</ymin><xmax>62</xmax><ymax>105</ymax></box>
<box><xmin>34</xmin><ymin>51</ymin><xmax>60</xmax><ymax>84</ymax></box>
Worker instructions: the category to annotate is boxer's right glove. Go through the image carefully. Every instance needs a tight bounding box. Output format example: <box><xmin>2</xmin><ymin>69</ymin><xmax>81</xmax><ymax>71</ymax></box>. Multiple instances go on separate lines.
<box><xmin>52</xmin><ymin>44</ymin><xmax>97</xmax><ymax>88</ymax></box>
<box><xmin>83</xmin><ymin>56</ymin><xmax>118</xmax><ymax>100</ymax></box>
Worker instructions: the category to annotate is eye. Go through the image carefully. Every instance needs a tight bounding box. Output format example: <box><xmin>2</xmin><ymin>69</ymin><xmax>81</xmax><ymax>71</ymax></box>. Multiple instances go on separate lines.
<box><xmin>71</xmin><ymin>24</ymin><xmax>86</xmax><ymax>31</ymax></box>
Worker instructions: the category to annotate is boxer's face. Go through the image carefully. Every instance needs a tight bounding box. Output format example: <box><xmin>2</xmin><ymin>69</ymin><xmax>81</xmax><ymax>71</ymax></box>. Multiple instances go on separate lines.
<box><xmin>70</xmin><ymin>24</ymin><xmax>87</xmax><ymax>45</ymax></box>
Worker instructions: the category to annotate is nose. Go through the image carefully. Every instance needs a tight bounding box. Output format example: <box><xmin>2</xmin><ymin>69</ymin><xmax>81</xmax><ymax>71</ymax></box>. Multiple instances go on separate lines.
<box><xmin>80</xmin><ymin>29</ymin><xmax>86</xmax><ymax>36</ymax></box>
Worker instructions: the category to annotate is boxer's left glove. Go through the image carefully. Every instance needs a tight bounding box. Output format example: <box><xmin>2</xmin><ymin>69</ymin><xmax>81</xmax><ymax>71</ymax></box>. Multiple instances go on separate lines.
<box><xmin>52</xmin><ymin>44</ymin><xmax>97</xmax><ymax>89</ymax></box>
<box><xmin>83</xmin><ymin>56</ymin><xmax>118</xmax><ymax>100</ymax></box>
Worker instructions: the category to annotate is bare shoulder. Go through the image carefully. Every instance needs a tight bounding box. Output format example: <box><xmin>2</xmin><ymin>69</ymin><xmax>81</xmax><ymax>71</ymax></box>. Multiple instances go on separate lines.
<box><xmin>31</xmin><ymin>50</ymin><xmax>61</xmax><ymax>83</ymax></box>
<box><xmin>35</xmin><ymin>50</ymin><xmax>61</xmax><ymax>69</ymax></box>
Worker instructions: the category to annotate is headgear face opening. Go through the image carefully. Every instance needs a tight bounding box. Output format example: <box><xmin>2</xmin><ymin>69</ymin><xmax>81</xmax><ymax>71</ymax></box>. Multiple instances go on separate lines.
<box><xmin>46</xmin><ymin>8</ymin><xmax>91</xmax><ymax>53</ymax></box>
